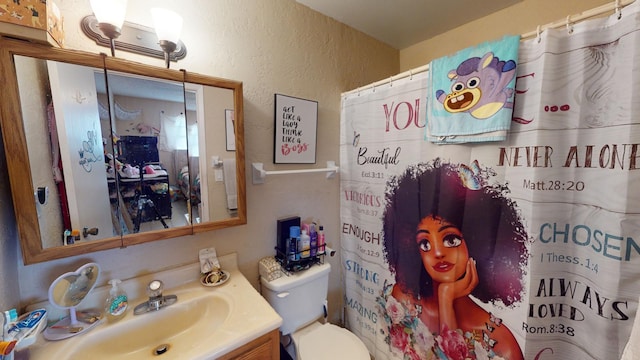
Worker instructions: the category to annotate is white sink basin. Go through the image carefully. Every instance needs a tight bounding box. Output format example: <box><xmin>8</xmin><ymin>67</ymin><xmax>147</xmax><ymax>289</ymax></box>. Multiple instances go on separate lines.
<box><xmin>23</xmin><ymin>253</ymin><xmax>282</xmax><ymax>360</ymax></box>
<box><xmin>67</xmin><ymin>293</ymin><xmax>231</xmax><ymax>360</ymax></box>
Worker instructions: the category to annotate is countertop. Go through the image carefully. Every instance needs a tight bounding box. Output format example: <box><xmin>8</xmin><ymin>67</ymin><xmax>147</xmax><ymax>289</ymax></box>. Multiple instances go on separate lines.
<box><xmin>18</xmin><ymin>252</ymin><xmax>282</xmax><ymax>360</ymax></box>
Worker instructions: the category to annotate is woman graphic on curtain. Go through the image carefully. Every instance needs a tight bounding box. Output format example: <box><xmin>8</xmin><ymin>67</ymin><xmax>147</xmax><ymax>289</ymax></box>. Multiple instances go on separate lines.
<box><xmin>379</xmin><ymin>158</ymin><xmax>529</xmax><ymax>360</ymax></box>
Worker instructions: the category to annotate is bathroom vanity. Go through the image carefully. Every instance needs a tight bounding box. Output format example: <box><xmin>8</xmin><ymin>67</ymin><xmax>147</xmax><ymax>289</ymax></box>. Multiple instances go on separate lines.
<box><xmin>217</xmin><ymin>330</ymin><xmax>280</xmax><ymax>360</ymax></box>
<box><xmin>22</xmin><ymin>253</ymin><xmax>282</xmax><ymax>359</ymax></box>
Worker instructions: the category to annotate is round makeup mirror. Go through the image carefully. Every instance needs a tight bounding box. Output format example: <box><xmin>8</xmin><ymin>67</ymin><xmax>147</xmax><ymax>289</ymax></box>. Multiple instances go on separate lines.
<box><xmin>44</xmin><ymin>263</ymin><xmax>101</xmax><ymax>340</ymax></box>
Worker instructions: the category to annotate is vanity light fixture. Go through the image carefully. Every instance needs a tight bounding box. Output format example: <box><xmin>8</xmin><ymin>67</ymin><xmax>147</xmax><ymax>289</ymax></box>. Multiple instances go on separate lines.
<box><xmin>151</xmin><ymin>8</ymin><xmax>184</xmax><ymax>69</ymax></box>
<box><xmin>89</xmin><ymin>0</ymin><xmax>128</xmax><ymax>56</ymax></box>
<box><xmin>81</xmin><ymin>4</ymin><xmax>187</xmax><ymax>65</ymax></box>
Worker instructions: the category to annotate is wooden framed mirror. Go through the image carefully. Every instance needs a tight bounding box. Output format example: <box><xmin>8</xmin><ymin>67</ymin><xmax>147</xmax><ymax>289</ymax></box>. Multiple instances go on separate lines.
<box><xmin>181</xmin><ymin>71</ymin><xmax>246</xmax><ymax>236</ymax></box>
<box><xmin>0</xmin><ymin>37</ymin><xmax>246</xmax><ymax>264</ymax></box>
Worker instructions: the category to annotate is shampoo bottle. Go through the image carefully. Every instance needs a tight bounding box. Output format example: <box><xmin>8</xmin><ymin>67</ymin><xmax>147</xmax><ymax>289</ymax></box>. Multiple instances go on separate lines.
<box><xmin>317</xmin><ymin>225</ymin><xmax>326</xmax><ymax>255</ymax></box>
<box><xmin>299</xmin><ymin>229</ymin><xmax>311</xmax><ymax>258</ymax></box>
<box><xmin>104</xmin><ymin>279</ymin><xmax>128</xmax><ymax>322</ymax></box>
<box><xmin>288</xmin><ymin>226</ymin><xmax>301</xmax><ymax>261</ymax></box>
<box><xmin>309</xmin><ymin>223</ymin><xmax>318</xmax><ymax>257</ymax></box>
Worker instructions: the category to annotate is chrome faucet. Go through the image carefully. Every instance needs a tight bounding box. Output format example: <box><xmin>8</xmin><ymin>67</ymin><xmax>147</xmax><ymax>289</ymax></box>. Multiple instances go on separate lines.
<box><xmin>133</xmin><ymin>280</ymin><xmax>178</xmax><ymax>315</ymax></box>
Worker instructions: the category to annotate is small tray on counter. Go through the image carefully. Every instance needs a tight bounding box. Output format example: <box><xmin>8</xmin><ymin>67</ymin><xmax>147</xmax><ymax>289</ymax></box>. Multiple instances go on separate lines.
<box><xmin>200</xmin><ymin>270</ymin><xmax>230</xmax><ymax>287</ymax></box>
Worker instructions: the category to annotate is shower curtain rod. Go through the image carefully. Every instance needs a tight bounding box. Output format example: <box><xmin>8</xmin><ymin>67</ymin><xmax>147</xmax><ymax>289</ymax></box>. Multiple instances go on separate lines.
<box><xmin>342</xmin><ymin>0</ymin><xmax>634</xmax><ymax>96</ymax></box>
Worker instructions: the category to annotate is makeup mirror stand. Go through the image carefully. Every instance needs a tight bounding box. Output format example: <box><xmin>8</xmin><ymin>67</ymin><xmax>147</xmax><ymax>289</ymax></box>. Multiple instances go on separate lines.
<box><xmin>43</xmin><ymin>263</ymin><xmax>102</xmax><ymax>341</ymax></box>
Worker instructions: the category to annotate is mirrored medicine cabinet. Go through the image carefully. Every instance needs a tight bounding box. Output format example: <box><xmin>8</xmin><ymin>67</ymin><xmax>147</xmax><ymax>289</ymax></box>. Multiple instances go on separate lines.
<box><xmin>0</xmin><ymin>37</ymin><xmax>246</xmax><ymax>264</ymax></box>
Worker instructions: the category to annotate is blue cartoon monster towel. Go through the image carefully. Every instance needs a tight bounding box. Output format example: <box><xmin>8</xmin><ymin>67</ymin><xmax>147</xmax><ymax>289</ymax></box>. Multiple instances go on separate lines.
<box><xmin>427</xmin><ymin>35</ymin><xmax>519</xmax><ymax>144</ymax></box>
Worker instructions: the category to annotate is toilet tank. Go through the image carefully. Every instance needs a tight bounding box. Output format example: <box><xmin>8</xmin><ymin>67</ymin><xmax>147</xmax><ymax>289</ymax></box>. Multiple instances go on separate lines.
<box><xmin>260</xmin><ymin>262</ymin><xmax>330</xmax><ymax>335</ymax></box>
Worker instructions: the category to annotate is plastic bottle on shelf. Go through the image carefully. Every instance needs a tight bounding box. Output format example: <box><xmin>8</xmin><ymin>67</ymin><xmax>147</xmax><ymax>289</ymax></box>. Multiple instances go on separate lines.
<box><xmin>309</xmin><ymin>223</ymin><xmax>318</xmax><ymax>257</ymax></box>
<box><xmin>317</xmin><ymin>225</ymin><xmax>326</xmax><ymax>255</ymax></box>
<box><xmin>288</xmin><ymin>226</ymin><xmax>301</xmax><ymax>261</ymax></box>
<box><xmin>299</xmin><ymin>229</ymin><xmax>311</xmax><ymax>258</ymax></box>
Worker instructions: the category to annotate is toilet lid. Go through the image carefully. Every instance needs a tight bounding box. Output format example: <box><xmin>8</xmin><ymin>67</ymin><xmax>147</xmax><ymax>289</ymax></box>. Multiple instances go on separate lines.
<box><xmin>297</xmin><ymin>324</ymin><xmax>370</xmax><ymax>360</ymax></box>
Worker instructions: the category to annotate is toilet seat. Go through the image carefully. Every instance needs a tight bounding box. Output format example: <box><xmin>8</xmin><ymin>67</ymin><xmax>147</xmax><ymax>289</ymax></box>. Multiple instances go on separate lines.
<box><xmin>293</xmin><ymin>322</ymin><xmax>370</xmax><ymax>360</ymax></box>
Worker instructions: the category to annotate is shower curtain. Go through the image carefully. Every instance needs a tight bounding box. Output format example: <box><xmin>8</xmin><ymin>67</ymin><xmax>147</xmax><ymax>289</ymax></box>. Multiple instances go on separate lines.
<box><xmin>340</xmin><ymin>3</ymin><xmax>640</xmax><ymax>359</ymax></box>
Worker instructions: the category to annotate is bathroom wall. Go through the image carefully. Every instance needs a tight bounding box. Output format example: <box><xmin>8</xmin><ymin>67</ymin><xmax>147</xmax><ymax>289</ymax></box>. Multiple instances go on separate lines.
<box><xmin>400</xmin><ymin>0</ymin><xmax>611</xmax><ymax>71</ymax></box>
<box><xmin>0</xmin><ymin>0</ymin><xmax>398</xmax><ymax>325</ymax></box>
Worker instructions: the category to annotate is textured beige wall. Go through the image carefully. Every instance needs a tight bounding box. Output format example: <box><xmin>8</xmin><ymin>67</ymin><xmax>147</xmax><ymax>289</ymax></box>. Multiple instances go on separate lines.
<box><xmin>9</xmin><ymin>0</ymin><xmax>398</xmax><ymax>326</ymax></box>
<box><xmin>400</xmin><ymin>0</ymin><xmax>611</xmax><ymax>71</ymax></box>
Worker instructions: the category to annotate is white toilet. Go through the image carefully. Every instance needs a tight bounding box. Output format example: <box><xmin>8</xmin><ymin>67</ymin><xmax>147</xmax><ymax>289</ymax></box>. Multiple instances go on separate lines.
<box><xmin>261</xmin><ymin>262</ymin><xmax>370</xmax><ymax>360</ymax></box>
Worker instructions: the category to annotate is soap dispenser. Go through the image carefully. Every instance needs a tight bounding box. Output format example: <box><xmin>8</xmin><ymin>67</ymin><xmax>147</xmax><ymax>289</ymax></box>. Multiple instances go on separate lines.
<box><xmin>104</xmin><ymin>279</ymin><xmax>128</xmax><ymax>323</ymax></box>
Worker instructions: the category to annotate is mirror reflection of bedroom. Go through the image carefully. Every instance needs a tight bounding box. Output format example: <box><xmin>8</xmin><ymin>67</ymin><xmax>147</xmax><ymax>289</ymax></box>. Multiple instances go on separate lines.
<box><xmin>99</xmin><ymin>72</ymin><xmax>196</xmax><ymax>233</ymax></box>
<box><xmin>14</xmin><ymin>55</ymin><xmax>238</xmax><ymax>248</ymax></box>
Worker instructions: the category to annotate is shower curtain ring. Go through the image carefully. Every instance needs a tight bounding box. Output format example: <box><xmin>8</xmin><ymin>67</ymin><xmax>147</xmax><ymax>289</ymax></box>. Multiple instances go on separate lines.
<box><xmin>566</xmin><ymin>15</ymin><xmax>574</xmax><ymax>34</ymax></box>
<box><xmin>615</xmin><ymin>0</ymin><xmax>622</xmax><ymax>19</ymax></box>
<box><xmin>409</xmin><ymin>70</ymin><xmax>413</xmax><ymax>80</ymax></box>
<box><xmin>389</xmin><ymin>75</ymin><xmax>393</xmax><ymax>87</ymax></box>
<box><xmin>536</xmin><ymin>25</ymin><xmax>542</xmax><ymax>43</ymax></box>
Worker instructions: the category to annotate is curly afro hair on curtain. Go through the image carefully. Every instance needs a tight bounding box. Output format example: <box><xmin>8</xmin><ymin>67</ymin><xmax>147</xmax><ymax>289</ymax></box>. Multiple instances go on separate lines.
<box><xmin>382</xmin><ymin>159</ymin><xmax>530</xmax><ymax>306</ymax></box>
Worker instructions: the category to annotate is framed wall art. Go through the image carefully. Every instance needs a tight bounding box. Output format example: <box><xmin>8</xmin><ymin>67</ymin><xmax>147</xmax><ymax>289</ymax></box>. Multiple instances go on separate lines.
<box><xmin>273</xmin><ymin>93</ymin><xmax>318</xmax><ymax>164</ymax></box>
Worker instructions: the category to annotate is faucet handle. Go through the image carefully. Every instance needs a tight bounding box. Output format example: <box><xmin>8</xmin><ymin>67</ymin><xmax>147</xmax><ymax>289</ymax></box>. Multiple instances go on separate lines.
<box><xmin>147</xmin><ymin>280</ymin><xmax>164</xmax><ymax>298</ymax></box>
<box><xmin>133</xmin><ymin>279</ymin><xmax>177</xmax><ymax>315</ymax></box>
